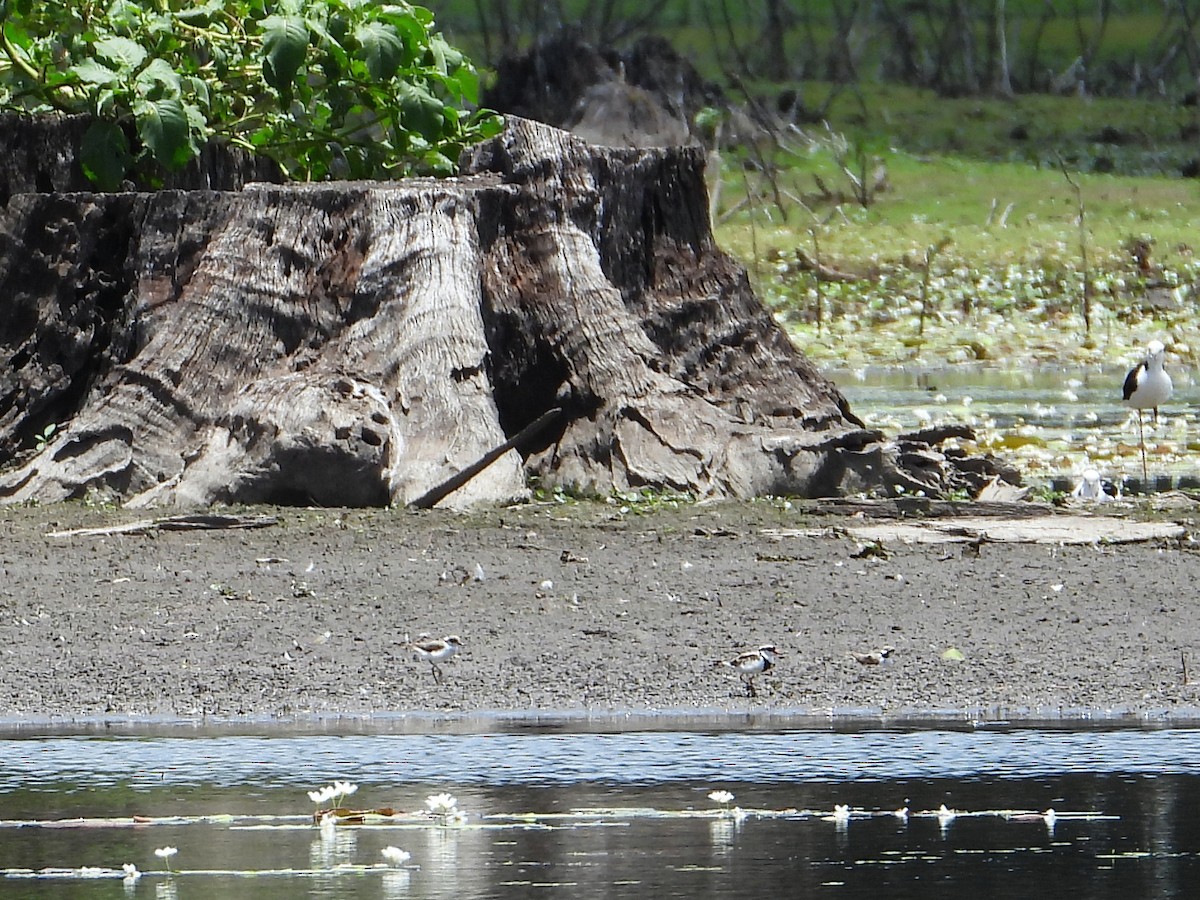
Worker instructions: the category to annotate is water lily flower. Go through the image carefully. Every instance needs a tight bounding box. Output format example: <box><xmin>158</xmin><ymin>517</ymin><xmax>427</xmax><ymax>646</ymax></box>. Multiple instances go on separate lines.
<box><xmin>425</xmin><ymin>792</ymin><xmax>458</xmax><ymax>815</ymax></box>
<box><xmin>121</xmin><ymin>863</ymin><xmax>140</xmax><ymax>881</ymax></box>
<box><xmin>381</xmin><ymin>846</ymin><xmax>411</xmax><ymax>867</ymax></box>
<box><xmin>333</xmin><ymin>780</ymin><xmax>358</xmax><ymax>800</ymax></box>
<box><xmin>154</xmin><ymin>846</ymin><xmax>178</xmax><ymax>871</ymax></box>
<box><xmin>833</xmin><ymin>804</ymin><xmax>851</xmax><ymax>821</ymax></box>
<box><xmin>707</xmin><ymin>790</ymin><xmax>735</xmax><ymax>807</ymax></box>
<box><xmin>308</xmin><ymin>780</ymin><xmax>358</xmax><ymax>807</ymax></box>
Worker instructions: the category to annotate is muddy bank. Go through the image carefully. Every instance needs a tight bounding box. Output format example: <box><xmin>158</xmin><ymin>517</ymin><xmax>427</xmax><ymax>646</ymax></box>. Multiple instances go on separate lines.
<box><xmin>2</xmin><ymin>501</ymin><xmax>1198</xmax><ymax>723</ymax></box>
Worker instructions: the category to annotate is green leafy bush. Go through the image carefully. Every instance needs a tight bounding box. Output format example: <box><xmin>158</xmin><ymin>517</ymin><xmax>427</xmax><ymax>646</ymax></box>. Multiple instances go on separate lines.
<box><xmin>0</xmin><ymin>0</ymin><xmax>503</xmax><ymax>187</ymax></box>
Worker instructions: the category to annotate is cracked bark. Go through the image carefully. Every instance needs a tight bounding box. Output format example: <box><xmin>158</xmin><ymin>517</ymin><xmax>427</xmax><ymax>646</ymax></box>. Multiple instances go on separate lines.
<box><xmin>0</xmin><ymin>116</ymin><xmax>1008</xmax><ymax>508</ymax></box>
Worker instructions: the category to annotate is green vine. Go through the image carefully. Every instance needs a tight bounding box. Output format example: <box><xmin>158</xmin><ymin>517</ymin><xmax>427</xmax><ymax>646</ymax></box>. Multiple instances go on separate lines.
<box><xmin>0</xmin><ymin>0</ymin><xmax>502</xmax><ymax>188</ymax></box>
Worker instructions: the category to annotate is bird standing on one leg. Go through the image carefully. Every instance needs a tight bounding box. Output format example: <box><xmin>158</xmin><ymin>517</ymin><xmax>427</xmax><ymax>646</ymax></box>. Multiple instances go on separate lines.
<box><xmin>720</xmin><ymin>644</ymin><xmax>783</xmax><ymax>698</ymax></box>
<box><xmin>412</xmin><ymin>634</ymin><xmax>463</xmax><ymax>683</ymax></box>
<box><xmin>1122</xmin><ymin>340</ymin><xmax>1173</xmax><ymax>486</ymax></box>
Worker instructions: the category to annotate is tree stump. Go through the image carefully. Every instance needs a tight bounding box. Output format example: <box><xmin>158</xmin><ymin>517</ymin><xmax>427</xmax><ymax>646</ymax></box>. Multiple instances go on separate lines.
<box><xmin>0</xmin><ymin>116</ymin><xmax>1000</xmax><ymax>508</ymax></box>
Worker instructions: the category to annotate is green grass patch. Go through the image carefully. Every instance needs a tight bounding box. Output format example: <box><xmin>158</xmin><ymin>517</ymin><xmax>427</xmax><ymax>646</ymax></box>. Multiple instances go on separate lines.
<box><xmin>710</xmin><ymin>85</ymin><xmax>1200</xmax><ymax>369</ymax></box>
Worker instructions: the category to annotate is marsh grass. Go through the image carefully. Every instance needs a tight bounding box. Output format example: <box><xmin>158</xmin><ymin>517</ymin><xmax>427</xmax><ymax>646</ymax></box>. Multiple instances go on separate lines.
<box><xmin>712</xmin><ymin>88</ymin><xmax>1200</xmax><ymax>371</ymax></box>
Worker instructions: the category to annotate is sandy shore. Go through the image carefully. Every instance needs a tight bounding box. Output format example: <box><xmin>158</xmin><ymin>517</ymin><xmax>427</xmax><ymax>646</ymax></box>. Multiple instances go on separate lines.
<box><xmin>2</xmin><ymin>500</ymin><xmax>1198</xmax><ymax>724</ymax></box>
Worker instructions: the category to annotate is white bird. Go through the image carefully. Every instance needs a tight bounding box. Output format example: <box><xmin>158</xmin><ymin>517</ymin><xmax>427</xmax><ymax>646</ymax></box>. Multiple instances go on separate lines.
<box><xmin>1122</xmin><ymin>340</ymin><xmax>1173</xmax><ymax>484</ymax></box>
<box><xmin>1071</xmin><ymin>467</ymin><xmax>1112</xmax><ymax>502</ymax></box>
<box><xmin>411</xmin><ymin>635</ymin><xmax>463</xmax><ymax>683</ymax></box>
<box><xmin>719</xmin><ymin>644</ymin><xmax>783</xmax><ymax>698</ymax></box>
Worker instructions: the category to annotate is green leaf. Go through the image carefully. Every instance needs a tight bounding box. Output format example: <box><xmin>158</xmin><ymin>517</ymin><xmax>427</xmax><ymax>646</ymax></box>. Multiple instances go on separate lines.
<box><xmin>443</xmin><ymin>65</ymin><xmax>478</xmax><ymax>104</ymax></box>
<box><xmin>383</xmin><ymin>10</ymin><xmax>427</xmax><ymax>58</ymax></box>
<box><xmin>941</xmin><ymin>647</ymin><xmax>966</xmax><ymax>661</ymax></box>
<box><xmin>182</xmin><ymin>101</ymin><xmax>209</xmax><ymax>137</ymax></box>
<box><xmin>94</xmin><ymin>35</ymin><xmax>147</xmax><ymax>71</ymax></box>
<box><xmin>70</xmin><ymin>59</ymin><xmax>120</xmax><ymax>86</ymax></box>
<box><xmin>175</xmin><ymin>0</ymin><xmax>223</xmax><ymax>25</ymax></box>
<box><xmin>354</xmin><ymin>21</ymin><xmax>405</xmax><ymax>81</ymax></box>
<box><xmin>80</xmin><ymin>119</ymin><xmax>132</xmax><ymax>190</ymax></box>
<box><xmin>424</xmin><ymin>34</ymin><xmax>447</xmax><ymax>75</ymax></box>
<box><xmin>106</xmin><ymin>0</ymin><xmax>143</xmax><ymax>32</ymax></box>
<box><xmin>261</xmin><ymin>14</ymin><xmax>309</xmax><ymax>91</ymax></box>
<box><xmin>136</xmin><ymin>58</ymin><xmax>182</xmax><ymax>95</ymax></box>
<box><xmin>182</xmin><ymin>75</ymin><xmax>210</xmax><ymax>110</ymax></box>
<box><xmin>134</xmin><ymin>95</ymin><xmax>194</xmax><ymax>169</ymax></box>
<box><xmin>396</xmin><ymin>81</ymin><xmax>444</xmax><ymax>143</ymax></box>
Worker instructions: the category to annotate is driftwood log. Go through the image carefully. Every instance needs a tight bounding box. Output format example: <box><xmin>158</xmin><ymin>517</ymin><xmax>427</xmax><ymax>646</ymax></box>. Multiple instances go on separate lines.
<box><xmin>0</xmin><ymin>115</ymin><xmax>1008</xmax><ymax>508</ymax></box>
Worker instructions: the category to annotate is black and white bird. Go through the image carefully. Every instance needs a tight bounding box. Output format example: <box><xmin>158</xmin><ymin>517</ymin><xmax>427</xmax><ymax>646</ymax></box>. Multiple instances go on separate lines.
<box><xmin>1122</xmin><ymin>340</ymin><xmax>1173</xmax><ymax>482</ymax></box>
<box><xmin>411</xmin><ymin>634</ymin><xmax>463</xmax><ymax>683</ymax></box>
<box><xmin>720</xmin><ymin>644</ymin><xmax>783</xmax><ymax>697</ymax></box>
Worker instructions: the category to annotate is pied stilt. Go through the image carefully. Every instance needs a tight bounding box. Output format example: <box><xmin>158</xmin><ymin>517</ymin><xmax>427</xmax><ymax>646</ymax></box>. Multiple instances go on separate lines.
<box><xmin>1122</xmin><ymin>339</ymin><xmax>1172</xmax><ymax>485</ymax></box>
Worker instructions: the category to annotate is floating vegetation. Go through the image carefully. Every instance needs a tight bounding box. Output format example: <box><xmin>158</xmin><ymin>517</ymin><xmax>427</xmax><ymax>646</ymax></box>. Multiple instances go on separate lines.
<box><xmin>0</xmin><ymin>776</ymin><xmax>1124</xmax><ymax>887</ymax></box>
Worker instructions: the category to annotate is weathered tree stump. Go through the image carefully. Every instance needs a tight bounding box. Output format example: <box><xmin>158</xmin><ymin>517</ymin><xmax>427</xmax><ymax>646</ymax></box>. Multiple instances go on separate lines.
<box><xmin>0</xmin><ymin>116</ymin><xmax>1005</xmax><ymax>508</ymax></box>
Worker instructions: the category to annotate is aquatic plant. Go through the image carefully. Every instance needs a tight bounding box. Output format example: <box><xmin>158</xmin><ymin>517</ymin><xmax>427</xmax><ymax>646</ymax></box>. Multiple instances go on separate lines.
<box><xmin>307</xmin><ymin>780</ymin><xmax>359</xmax><ymax>807</ymax></box>
<box><xmin>425</xmin><ymin>792</ymin><xmax>468</xmax><ymax>824</ymax></box>
<box><xmin>381</xmin><ymin>846</ymin><xmax>411</xmax><ymax>867</ymax></box>
<box><xmin>707</xmin><ymin>790</ymin><xmax>735</xmax><ymax>809</ymax></box>
<box><xmin>153</xmin><ymin>846</ymin><xmax>177</xmax><ymax>872</ymax></box>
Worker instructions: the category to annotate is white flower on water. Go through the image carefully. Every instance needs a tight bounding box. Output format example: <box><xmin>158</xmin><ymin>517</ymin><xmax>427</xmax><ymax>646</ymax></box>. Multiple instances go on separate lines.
<box><xmin>308</xmin><ymin>780</ymin><xmax>358</xmax><ymax>806</ymax></box>
<box><xmin>447</xmin><ymin>809</ymin><xmax>469</xmax><ymax>825</ymax></box>
<box><xmin>425</xmin><ymin>792</ymin><xmax>458</xmax><ymax>815</ymax></box>
<box><xmin>121</xmin><ymin>863</ymin><xmax>140</xmax><ymax>882</ymax></box>
<box><xmin>381</xmin><ymin>846</ymin><xmax>411</xmax><ymax>867</ymax></box>
<box><xmin>154</xmin><ymin>846</ymin><xmax>177</xmax><ymax>872</ymax></box>
<box><xmin>833</xmin><ymin>804</ymin><xmax>851</xmax><ymax>821</ymax></box>
<box><xmin>707</xmin><ymin>790</ymin><xmax>735</xmax><ymax>807</ymax></box>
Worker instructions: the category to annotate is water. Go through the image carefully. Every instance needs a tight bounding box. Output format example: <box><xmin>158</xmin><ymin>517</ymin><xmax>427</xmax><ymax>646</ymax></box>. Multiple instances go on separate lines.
<box><xmin>827</xmin><ymin>363</ymin><xmax>1200</xmax><ymax>492</ymax></box>
<box><xmin>5</xmin><ymin>720</ymin><xmax>1200</xmax><ymax>898</ymax></box>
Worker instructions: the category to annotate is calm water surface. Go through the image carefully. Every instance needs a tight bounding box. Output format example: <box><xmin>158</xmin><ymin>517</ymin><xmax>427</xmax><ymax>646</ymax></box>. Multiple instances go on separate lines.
<box><xmin>4</xmin><ymin>720</ymin><xmax>1200</xmax><ymax>898</ymax></box>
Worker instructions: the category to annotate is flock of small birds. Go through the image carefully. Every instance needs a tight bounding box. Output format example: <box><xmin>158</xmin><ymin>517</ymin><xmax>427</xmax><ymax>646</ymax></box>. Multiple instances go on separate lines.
<box><xmin>409</xmin><ymin>632</ymin><xmax>896</xmax><ymax>699</ymax></box>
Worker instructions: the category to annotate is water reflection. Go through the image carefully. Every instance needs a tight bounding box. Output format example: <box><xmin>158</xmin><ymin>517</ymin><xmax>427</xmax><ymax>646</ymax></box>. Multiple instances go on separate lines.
<box><xmin>5</xmin><ymin>726</ymin><xmax>1200</xmax><ymax>897</ymax></box>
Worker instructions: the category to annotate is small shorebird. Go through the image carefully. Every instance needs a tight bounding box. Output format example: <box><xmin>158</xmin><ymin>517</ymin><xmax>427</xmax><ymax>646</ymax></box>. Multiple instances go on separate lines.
<box><xmin>720</xmin><ymin>644</ymin><xmax>783</xmax><ymax>697</ymax></box>
<box><xmin>412</xmin><ymin>635</ymin><xmax>463</xmax><ymax>683</ymax></box>
<box><xmin>1122</xmin><ymin>340</ymin><xmax>1173</xmax><ymax>484</ymax></box>
<box><xmin>852</xmin><ymin>646</ymin><xmax>895</xmax><ymax>666</ymax></box>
